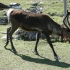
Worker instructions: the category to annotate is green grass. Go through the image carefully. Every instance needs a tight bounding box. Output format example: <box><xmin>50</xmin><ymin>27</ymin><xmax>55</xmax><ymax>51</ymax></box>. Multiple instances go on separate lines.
<box><xmin>0</xmin><ymin>0</ymin><xmax>66</xmax><ymax>24</ymax></box>
<box><xmin>0</xmin><ymin>0</ymin><xmax>70</xmax><ymax>70</ymax></box>
<box><xmin>0</xmin><ymin>0</ymin><xmax>70</xmax><ymax>23</ymax></box>
<box><xmin>0</xmin><ymin>25</ymin><xmax>70</xmax><ymax>70</ymax></box>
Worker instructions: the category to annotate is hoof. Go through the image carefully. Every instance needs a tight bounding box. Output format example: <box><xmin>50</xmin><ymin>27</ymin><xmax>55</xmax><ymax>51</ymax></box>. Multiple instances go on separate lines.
<box><xmin>12</xmin><ymin>48</ymin><xmax>17</xmax><ymax>54</ymax></box>
<box><xmin>12</xmin><ymin>50</ymin><xmax>17</xmax><ymax>54</ymax></box>
<box><xmin>35</xmin><ymin>52</ymin><xmax>39</xmax><ymax>55</ymax></box>
<box><xmin>12</xmin><ymin>49</ymin><xmax>17</xmax><ymax>54</ymax></box>
<box><xmin>54</xmin><ymin>56</ymin><xmax>61</xmax><ymax>61</ymax></box>
<box><xmin>4</xmin><ymin>45</ymin><xmax>7</xmax><ymax>49</ymax></box>
<box><xmin>34</xmin><ymin>50</ymin><xmax>39</xmax><ymax>55</ymax></box>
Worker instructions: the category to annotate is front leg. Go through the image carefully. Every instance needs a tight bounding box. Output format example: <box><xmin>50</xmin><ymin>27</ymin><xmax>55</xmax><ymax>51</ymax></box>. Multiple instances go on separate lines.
<box><xmin>34</xmin><ymin>32</ymin><xmax>40</xmax><ymax>55</ymax></box>
<box><xmin>42</xmin><ymin>31</ymin><xmax>60</xmax><ymax>60</ymax></box>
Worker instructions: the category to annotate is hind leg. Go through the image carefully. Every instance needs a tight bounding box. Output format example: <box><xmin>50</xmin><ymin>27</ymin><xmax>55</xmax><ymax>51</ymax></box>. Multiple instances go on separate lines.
<box><xmin>9</xmin><ymin>31</ymin><xmax>17</xmax><ymax>53</ymax></box>
<box><xmin>4</xmin><ymin>27</ymin><xmax>11</xmax><ymax>49</ymax></box>
<box><xmin>9</xmin><ymin>24</ymin><xmax>19</xmax><ymax>53</ymax></box>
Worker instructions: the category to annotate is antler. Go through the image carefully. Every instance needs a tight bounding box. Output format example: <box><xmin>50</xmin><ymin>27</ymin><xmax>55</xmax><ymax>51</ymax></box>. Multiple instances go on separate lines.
<box><xmin>63</xmin><ymin>10</ymin><xmax>70</xmax><ymax>29</ymax></box>
<box><xmin>67</xmin><ymin>10</ymin><xmax>70</xmax><ymax>26</ymax></box>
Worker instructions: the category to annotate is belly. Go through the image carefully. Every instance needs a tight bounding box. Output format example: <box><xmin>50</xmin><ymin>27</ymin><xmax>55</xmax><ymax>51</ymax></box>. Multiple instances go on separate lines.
<box><xmin>19</xmin><ymin>26</ymin><xmax>39</xmax><ymax>32</ymax></box>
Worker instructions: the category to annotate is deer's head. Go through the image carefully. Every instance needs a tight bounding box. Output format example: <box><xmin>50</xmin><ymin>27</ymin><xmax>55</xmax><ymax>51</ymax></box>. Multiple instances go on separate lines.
<box><xmin>63</xmin><ymin>10</ymin><xmax>70</xmax><ymax>42</ymax></box>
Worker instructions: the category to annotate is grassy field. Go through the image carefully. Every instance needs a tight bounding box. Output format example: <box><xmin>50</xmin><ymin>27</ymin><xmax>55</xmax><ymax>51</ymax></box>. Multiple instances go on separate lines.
<box><xmin>0</xmin><ymin>0</ymin><xmax>70</xmax><ymax>23</ymax></box>
<box><xmin>0</xmin><ymin>0</ymin><xmax>70</xmax><ymax>70</ymax></box>
<box><xmin>0</xmin><ymin>25</ymin><xmax>70</xmax><ymax>70</ymax></box>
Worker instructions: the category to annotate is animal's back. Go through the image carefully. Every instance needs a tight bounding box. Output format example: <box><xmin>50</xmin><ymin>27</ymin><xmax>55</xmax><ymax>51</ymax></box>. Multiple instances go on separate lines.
<box><xmin>8</xmin><ymin>9</ymin><xmax>61</xmax><ymax>33</ymax></box>
<box><xmin>10</xmin><ymin>9</ymin><xmax>46</xmax><ymax>30</ymax></box>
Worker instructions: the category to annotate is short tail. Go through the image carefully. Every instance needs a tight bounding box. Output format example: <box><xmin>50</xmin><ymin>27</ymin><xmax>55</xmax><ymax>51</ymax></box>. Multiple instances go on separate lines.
<box><xmin>7</xmin><ymin>8</ymin><xmax>14</xmax><ymax>23</ymax></box>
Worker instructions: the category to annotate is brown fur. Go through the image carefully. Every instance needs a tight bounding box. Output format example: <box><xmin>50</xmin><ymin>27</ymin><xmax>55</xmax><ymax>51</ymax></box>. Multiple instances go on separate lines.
<box><xmin>4</xmin><ymin>9</ymin><xmax>70</xmax><ymax>60</ymax></box>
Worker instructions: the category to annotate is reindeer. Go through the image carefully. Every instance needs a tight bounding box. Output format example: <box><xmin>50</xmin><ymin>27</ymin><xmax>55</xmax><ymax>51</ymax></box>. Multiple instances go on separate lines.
<box><xmin>4</xmin><ymin>9</ymin><xmax>70</xmax><ymax>60</ymax></box>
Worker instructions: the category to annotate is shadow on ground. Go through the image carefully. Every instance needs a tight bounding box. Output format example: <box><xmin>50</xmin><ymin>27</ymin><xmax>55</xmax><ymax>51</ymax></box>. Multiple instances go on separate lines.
<box><xmin>5</xmin><ymin>48</ymin><xmax>70</xmax><ymax>68</ymax></box>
